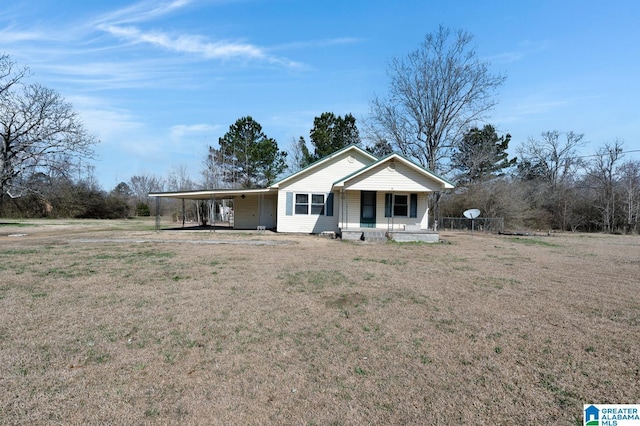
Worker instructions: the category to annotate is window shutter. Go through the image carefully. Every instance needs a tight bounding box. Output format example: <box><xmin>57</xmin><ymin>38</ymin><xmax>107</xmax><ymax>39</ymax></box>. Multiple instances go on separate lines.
<box><xmin>385</xmin><ymin>193</ymin><xmax>392</xmax><ymax>217</ymax></box>
<box><xmin>410</xmin><ymin>193</ymin><xmax>418</xmax><ymax>218</ymax></box>
<box><xmin>326</xmin><ymin>193</ymin><xmax>334</xmax><ymax>216</ymax></box>
<box><xmin>286</xmin><ymin>192</ymin><xmax>293</xmax><ymax>216</ymax></box>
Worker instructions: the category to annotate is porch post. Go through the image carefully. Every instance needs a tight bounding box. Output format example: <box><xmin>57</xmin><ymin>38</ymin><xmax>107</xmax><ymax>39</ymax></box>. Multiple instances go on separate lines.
<box><xmin>341</xmin><ymin>190</ymin><xmax>346</xmax><ymax>230</ymax></box>
<box><xmin>343</xmin><ymin>190</ymin><xmax>347</xmax><ymax>229</ymax></box>
<box><xmin>423</xmin><ymin>194</ymin><xmax>429</xmax><ymax>230</ymax></box>
<box><xmin>391</xmin><ymin>190</ymin><xmax>395</xmax><ymax>231</ymax></box>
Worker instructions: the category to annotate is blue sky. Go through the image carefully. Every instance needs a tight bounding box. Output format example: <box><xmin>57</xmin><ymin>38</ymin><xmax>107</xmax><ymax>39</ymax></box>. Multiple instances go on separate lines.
<box><xmin>2</xmin><ymin>0</ymin><xmax>639</xmax><ymax>189</ymax></box>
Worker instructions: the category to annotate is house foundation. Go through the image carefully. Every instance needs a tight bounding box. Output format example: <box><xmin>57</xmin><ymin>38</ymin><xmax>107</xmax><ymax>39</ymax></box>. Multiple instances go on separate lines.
<box><xmin>340</xmin><ymin>228</ymin><xmax>440</xmax><ymax>243</ymax></box>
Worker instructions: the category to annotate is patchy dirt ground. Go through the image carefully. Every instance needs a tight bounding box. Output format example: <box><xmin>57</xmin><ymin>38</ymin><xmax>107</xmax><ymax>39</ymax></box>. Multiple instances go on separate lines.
<box><xmin>1</xmin><ymin>219</ymin><xmax>639</xmax><ymax>424</ymax></box>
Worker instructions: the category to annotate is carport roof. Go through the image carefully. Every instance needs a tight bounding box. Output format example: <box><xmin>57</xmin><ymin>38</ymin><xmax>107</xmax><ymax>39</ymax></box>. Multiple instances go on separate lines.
<box><xmin>149</xmin><ymin>187</ymin><xmax>277</xmax><ymax>200</ymax></box>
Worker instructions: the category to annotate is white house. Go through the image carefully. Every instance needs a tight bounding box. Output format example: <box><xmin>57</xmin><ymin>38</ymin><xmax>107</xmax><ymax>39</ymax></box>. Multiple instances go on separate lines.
<box><xmin>150</xmin><ymin>145</ymin><xmax>454</xmax><ymax>240</ymax></box>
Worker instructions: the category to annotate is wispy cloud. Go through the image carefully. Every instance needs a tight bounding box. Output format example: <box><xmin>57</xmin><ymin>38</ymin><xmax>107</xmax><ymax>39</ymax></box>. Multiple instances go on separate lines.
<box><xmin>170</xmin><ymin>123</ymin><xmax>219</xmax><ymax>141</ymax></box>
<box><xmin>101</xmin><ymin>25</ymin><xmax>265</xmax><ymax>60</ymax></box>
<box><xmin>0</xmin><ymin>27</ymin><xmax>45</xmax><ymax>43</ymax></box>
<box><xmin>99</xmin><ymin>24</ymin><xmax>301</xmax><ymax>67</ymax></box>
<box><xmin>93</xmin><ymin>0</ymin><xmax>301</xmax><ymax>67</ymax></box>
<box><xmin>513</xmin><ymin>98</ymin><xmax>569</xmax><ymax>116</ymax></box>
<box><xmin>92</xmin><ymin>0</ymin><xmax>193</xmax><ymax>27</ymax></box>
<box><xmin>518</xmin><ymin>39</ymin><xmax>551</xmax><ymax>51</ymax></box>
<box><xmin>486</xmin><ymin>39</ymin><xmax>551</xmax><ymax>64</ymax></box>
<box><xmin>35</xmin><ymin>57</ymin><xmax>195</xmax><ymax>91</ymax></box>
<box><xmin>272</xmin><ymin>37</ymin><xmax>361</xmax><ymax>52</ymax></box>
<box><xmin>67</xmin><ymin>95</ymin><xmax>143</xmax><ymax>141</ymax></box>
<box><xmin>485</xmin><ymin>51</ymin><xmax>523</xmax><ymax>64</ymax></box>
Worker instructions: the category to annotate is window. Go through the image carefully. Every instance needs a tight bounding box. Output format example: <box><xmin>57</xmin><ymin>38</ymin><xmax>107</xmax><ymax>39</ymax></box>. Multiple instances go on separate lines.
<box><xmin>291</xmin><ymin>193</ymin><xmax>327</xmax><ymax>215</ymax></box>
<box><xmin>295</xmin><ymin>194</ymin><xmax>308</xmax><ymax>214</ymax></box>
<box><xmin>385</xmin><ymin>193</ymin><xmax>418</xmax><ymax>218</ymax></box>
<box><xmin>410</xmin><ymin>193</ymin><xmax>417</xmax><ymax>218</ymax></box>
<box><xmin>311</xmin><ymin>194</ymin><xmax>325</xmax><ymax>215</ymax></box>
<box><xmin>393</xmin><ymin>195</ymin><xmax>408</xmax><ymax>216</ymax></box>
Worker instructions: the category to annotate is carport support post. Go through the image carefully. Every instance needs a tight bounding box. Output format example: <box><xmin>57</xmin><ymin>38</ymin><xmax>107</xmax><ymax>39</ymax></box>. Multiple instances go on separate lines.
<box><xmin>155</xmin><ymin>197</ymin><xmax>161</xmax><ymax>231</ymax></box>
<box><xmin>212</xmin><ymin>194</ymin><xmax>216</xmax><ymax>232</ymax></box>
<box><xmin>258</xmin><ymin>194</ymin><xmax>263</xmax><ymax>229</ymax></box>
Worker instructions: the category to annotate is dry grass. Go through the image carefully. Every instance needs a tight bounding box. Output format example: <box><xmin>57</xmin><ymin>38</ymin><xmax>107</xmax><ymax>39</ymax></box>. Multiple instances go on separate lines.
<box><xmin>1</xmin><ymin>218</ymin><xmax>639</xmax><ymax>424</ymax></box>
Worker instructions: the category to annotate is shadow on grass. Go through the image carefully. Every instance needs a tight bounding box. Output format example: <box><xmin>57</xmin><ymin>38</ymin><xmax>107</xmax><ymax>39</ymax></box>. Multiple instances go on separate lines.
<box><xmin>0</xmin><ymin>222</ymin><xmax>34</xmax><ymax>227</ymax></box>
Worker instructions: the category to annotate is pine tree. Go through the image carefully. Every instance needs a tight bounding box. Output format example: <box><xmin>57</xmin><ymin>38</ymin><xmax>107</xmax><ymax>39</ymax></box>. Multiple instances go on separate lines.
<box><xmin>452</xmin><ymin>124</ymin><xmax>516</xmax><ymax>184</ymax></box>
<box><xmin>217</xmin><ymin>116</ymin><xmax>287</xmax><ymax>188</ymax></box>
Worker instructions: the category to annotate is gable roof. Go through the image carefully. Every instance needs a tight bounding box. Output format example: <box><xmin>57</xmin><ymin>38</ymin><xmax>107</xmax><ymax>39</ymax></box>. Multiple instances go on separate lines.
<box><xmin>148</xmin><ymin>146</ymin><xmax>454</xmax><ymax>201</ymax></box>
<box><xmin>270</xmin><ymin>144</ymin><xmax>378</xmax><ymax>188</ymax></box>
<box><xmin>332</xmin><ymin>153</ymin><xmax>455</xmax><ymax>189</ymax></box>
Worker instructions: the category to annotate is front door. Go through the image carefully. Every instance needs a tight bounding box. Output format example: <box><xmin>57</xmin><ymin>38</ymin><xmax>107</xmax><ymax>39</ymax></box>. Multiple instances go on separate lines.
<box><xmin>360</xmin><ymin>191</ymin><xmax>376</xmax><ymax>228</ymax></box>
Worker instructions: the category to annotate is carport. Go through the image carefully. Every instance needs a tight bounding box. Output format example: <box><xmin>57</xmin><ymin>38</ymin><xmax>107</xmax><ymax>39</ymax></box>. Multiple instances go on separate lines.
<box><xmin>149</xmin><ymin>188</ymin><xmax>278</xmax><ymax>231</ymax></box>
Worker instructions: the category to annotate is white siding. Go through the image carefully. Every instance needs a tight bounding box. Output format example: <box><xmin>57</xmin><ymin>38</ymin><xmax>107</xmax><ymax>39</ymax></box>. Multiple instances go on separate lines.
<box><xmin>277</xmin><ymin>199</ymin><xmax>339</xmax><ymax>233</ymax></box>
<box><xmin>341</xmin><ymin>191</ymin><xmax>361</xmax><ymax>229</ymax></box>
<box><xmin>344</xmin><ymin>161</ymin><xmax>442</xmax><ymax>192</ymax></box>
<box><xmin>258</xmin><ymin>194</ymin><xmax>277</xmax><ymax>228</ymax></box>
<box><xmin>233</xmin><ymin>195</ymin><xmax>259</xmax><ymax>229</ymax></box>
<box><xmin>277</xmin><ymin>151</ymin><xmax>374</xmax><ymax>233</ymax></box>
<box><xmin>281</xmin><ymin>151</ymin><xmax>373</xmax><ymax>193</ymax></box>
<box><xmin>233</xmin><ymin>194</ymin><xmax>277</xmax><ymax>229</ymax></box>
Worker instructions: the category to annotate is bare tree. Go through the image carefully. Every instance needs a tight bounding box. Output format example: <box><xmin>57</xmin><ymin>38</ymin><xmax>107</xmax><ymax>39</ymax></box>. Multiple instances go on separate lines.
<box><xmin>516</xmin><ymin>131</ymin><xmax>587</xmax><ymax>230</ymax></box>
<box><xmin>129</xmin><ymin>173</ymin><xmax>164</xmax><ymax>202</ymax></box>
<box><xmin>368</xmin><ymin>26</ymin><xmax>506</xmax><ymax>174</ymax></box>
<box><xmin>0</xmin><ymin>55</ymin><xmax>97</xmax><ymax>208</ymax></box>
<box><xmin>202</xmin><ymin>146</ymin><xmax>226</xmax><ymax>189</ymax></box>
<box><xmin>164</xmin><ymin>165</ymin><xmax>199</xmax><ymax>223</ymax></box>
<box><xmin>366</xmin><ymin>138</ymin><xmax>394</xmax><ymax>158</ymax></box>
<box><xmin>0</xmin><ymin>54</ymin><xmax>27</xmax><ymax>96</ymax></box>
<box><xmin>618</xmin><ymin>160</ymin><xmax>640</xmax><ymax>233</ymax></box>
<box><xmin>286</xmin><ymin>136</ymin><xmax>310</xmax><ymax>174</ymax></box>
<box><xmin>518</xmin><ymin>131</ymin><xmax>585</xmax><ymax>191</ymax></box>
<box><xmin>441</xmin><ymin>176</ymin><xmax>528</xmax><ymax>228</ymax></box>
<box><xmin>587</xmin><ymin>140</ymin><xmax>624</xmax><ymax>233</ymax></box>
<box><xmin>166</xmin><ymin>164</ymin><xmax>196</xmax><ymax>192</ymax></box>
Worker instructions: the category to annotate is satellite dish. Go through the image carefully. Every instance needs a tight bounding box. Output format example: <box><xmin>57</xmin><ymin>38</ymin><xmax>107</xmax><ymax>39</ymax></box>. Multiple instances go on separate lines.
<box><xmin>463</xmin><ymin>209</ymin><xmax>481</xmax><ymax>219</ymax></box>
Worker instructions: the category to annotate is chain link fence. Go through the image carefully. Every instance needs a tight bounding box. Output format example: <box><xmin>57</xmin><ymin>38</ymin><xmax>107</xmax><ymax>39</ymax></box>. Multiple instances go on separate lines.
<box><xmin>440</xmin><ymin>217</ymin><xmax>504</xmax><ymax>233</ymax></box>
